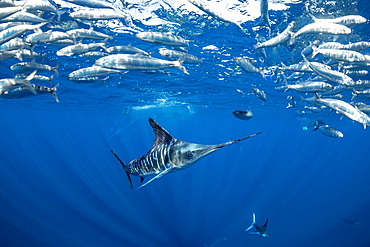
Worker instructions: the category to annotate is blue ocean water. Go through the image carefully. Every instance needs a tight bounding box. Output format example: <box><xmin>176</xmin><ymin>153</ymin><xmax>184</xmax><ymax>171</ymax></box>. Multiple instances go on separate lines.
<box><xmin>1</xmin><ymin>0</ymin><xmax>370</xmax><ymax>246</ymax></box>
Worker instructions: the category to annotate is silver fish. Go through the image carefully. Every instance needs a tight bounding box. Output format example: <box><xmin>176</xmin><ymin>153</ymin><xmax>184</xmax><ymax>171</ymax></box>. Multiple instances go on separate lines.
<box><xmin>66</xmin><ymin>28</ymin><xmax>114</xmax><ymax>41</ymax></box>
<box><xmin>69</xmin><ymin>9</ymin><xmax>126</xmax><ymax>20</ymax></box>
<box><xmin>252</xmin><ymin>88</ymin><xmax>267</xmax><ymax>102</ymax></box>
<box><xmin>1</xmin><ymin>83</ymin><xmax>59</xmax><ymax>102</ymax></box>
<box><xmin>311</xmin><ymin>14</ymin><xmax>367</xmax><ymax>26</ymax></box>
<box><xmin>0</xmin><ymin>70</ymin><xmax>37</xmax><ymax>95</ymax></box>
<box><xmin>56</xmin><ymin>43</ymin><xmax>105</xmax><ymax>56</ymax></box>
<box><xmin>312</xmin><ymin>121</ymin><xmax>344</xmax><ymax>138</ymax></box>
<box><xmin>255</xmin><ymin>21</ymin><xmax>295</xmax><ymax>49</ymax></box>
<box><xmin>312</xmin><ymin>46</ymin><xmax>370</xmax><ymax>63</ymax></box>
<box><xmin>302</xmin><ymin>55</ymin><xmax>355</xmax><ymax>86</ymax></box>
<box><xmin>95</xmin><ymin>54</ymin><xmax>189</xmax><ymax>74</ymax></box>
<box><xmin>284</xmin><ymin>81</ymin><xmax>334</xmax><ymax>93</ymax></box>
<box><xmin>341</xmin><ymin>41</ymin><xmax>370</xmax><ymax>51</ymax></box>
<box><xmin>0</xmin><ymin>23</ymin><xmax>45</xmax><ymax>46</ymax></box>
<box><xmin>313</xmin><ymin>93</ymin><xmax>370</xmax><ymax>128</ymax></box>
<box><xmin>0</xmin><ymin>37</ymin><xmax>32</xmax><ymax>51</ymax></box>
<box><xmin>0</xmin><ymin>6</ymin><xmax>22</xmax><ymax>19</ymax></box>
<box><xmin>10</xmin><ymin>60</ymin><xmax>58</xmax><ymax>74</ymax></box>
<box><xmin>234</xmin><ymin>57</ymin><xmax>265</xmax><ymax>79</ymax></box>
<box><xmin>304</xmin><ymin>106</ymin><xmax>322</xmax><ymax>113</ymax></box>
<box><xmin>136</xmin><ymin>32</ymin><xmax>189</xmax><ymax>47</ymax></box>
<box><xmin>105</xmin><ymin>45</ymin><xmax>150</xmax><ymax>56</ymax></box>
<box><xmin>260</xmin><ymin>0</ymin><xmax>271</xmax><ymax>32</ymax></box>
<box><xmin>2</xmin><ymin>10</ymin><xmax>47</xmax><ymax>23</ymax></box>
<box><xmin>63</xmin><ymin>0</ymin><xmax>117</xmax><ymax>9</ymax></box>
<box><xmin>188</xmin><ymin>0</ymin><xmax>246</xmax><ymax>33</ymax></box>
<box><xmin>25</xmin><ymin>30</ymin><xmax>72</xmax><ymax>44</ymax></box>
<box><xmin>158</xmin><ymin>48</ymin><xmax>202</xmax><ymax>64</ymax></box>
<box><xmin>290</xmin><ymin>23</ymin><xmax>351</xmax><ymax>44</ymax></box>
<box><xmin>68</xmin><ymin>66</ymin><xmax>122</xmax><ymax>79</ymax></box>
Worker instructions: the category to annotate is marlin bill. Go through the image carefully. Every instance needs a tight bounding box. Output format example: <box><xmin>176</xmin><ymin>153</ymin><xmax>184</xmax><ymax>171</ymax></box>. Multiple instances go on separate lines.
<box><xmin>110</xmin><ymin>118</ymin><xmax>261</xmax><ymax>189</ymax></box>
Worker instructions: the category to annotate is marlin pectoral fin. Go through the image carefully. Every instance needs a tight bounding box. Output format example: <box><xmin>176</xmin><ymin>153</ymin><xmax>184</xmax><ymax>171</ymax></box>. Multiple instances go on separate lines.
<box><xmin>136</xmin><ymin>167</ymin><xmax>174</xmax><ymax>190</ymax></box>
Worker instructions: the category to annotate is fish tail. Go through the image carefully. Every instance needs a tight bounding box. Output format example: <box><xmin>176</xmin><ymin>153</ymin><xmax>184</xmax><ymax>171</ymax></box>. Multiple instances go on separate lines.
<box><xmin>53</xmin><ymin>63</ymin><xmax>60</xmax><ymax>76</ymax></box>
<box><xmin>110</xmin><ymin>150</ymin><xmax>133</xmax><ymax>189</ymax></box>
<box><xmin>245</xmin><ymin>213</ymin><xmax>256</xmax><ymax>231</ymax></box>
<box><xmin>51</xmin><ymin>84</ymin><xmax>59</xmax><ymax>102</ymax></box>
<box><xmin>311</xmin><ymin>45</ymin><xmax>319</xmax><ymax>58</ymax></box>
<box><xmin>174</xmin><ymin>59</ymin><xmax>189</xmax><ymax>75</ymax></box>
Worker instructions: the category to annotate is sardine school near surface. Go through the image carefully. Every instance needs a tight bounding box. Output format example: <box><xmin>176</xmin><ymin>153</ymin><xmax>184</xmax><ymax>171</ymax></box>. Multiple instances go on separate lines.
<box><xmin>0</xmin><ymin>1</ymin><xmax>369</xmax><ymax>138</ymax></box>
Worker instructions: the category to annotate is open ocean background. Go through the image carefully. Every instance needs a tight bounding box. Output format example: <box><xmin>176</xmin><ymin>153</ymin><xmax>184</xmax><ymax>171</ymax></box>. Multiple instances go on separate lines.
<box><xmin>1</xmin><ymin>0</ymin><xmax>370</xmax><ymax>246</ymax></box>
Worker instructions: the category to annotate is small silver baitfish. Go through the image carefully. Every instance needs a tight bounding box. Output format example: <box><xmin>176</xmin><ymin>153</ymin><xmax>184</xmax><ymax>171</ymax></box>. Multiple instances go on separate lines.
<box><xmin>283</xmin><ymin>81</ymin><xmax>334</xmax><ymax>93</ymax></box>
<box><xmin>312</xmin><ymin>121</ymin><xmax>344</xmax><ymax>138</ymax></box>
<box><xmin>95</xmin><ymin>54</ymin><xmax>189</xmax><ymax>74</ymax></box>
<box><xmin>56</xmin><ymin>43</ymin><xmax>106</xmax><ymax>56</ymax></box>
<box><xmin>158</xmin><ymin>48</ymin><xmax>202</xmax><ymax>64</ymax></box>
<box><xmin>136</xmin><ymin>31</ymin><xmax>189</xmax><ymax>47</ymax></box>
<box><xmin>290</xmin><ymin>23</ymin><xmax>351</xmax><ymax>44</ymax></box>
<box><xmin>252</xmin><ymin>88</ymin><xmax>267</xmax><ymax>102</ymax></box>
<box><xmin>68</xmin><ymin>66</ymin><xmax>122</xmax><ymax>79</ymax></box>
<box><xmin>0</xmin><ymin>70</ymin><xmax>37</xmax><ymax>95</ymax></box>
<box><xmin>234</xmin><ymin>57</ymin><xmax>265</xmax><ymax>79</ymax></box>
<box><xmin>302</xmin><ymin>55</ymin><xmax>355</xmax><ymax>86</ymax></box>
<box><xmin>255</xmin><ymin>21</ymin><xmax>295</xmax><ymax>49</ymax></box>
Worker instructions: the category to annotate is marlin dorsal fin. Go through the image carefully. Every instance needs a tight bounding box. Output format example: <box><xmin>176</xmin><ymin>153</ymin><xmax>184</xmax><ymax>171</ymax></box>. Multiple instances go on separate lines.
<box><xmin>149</xmin><ymin>118</ymin><xmax>173</xmax><ymax>148</ymax></box>
<box><xmin>262</xmin><ymin>219</ymin><xmax>269</xmax><ymax>228</ymax></box>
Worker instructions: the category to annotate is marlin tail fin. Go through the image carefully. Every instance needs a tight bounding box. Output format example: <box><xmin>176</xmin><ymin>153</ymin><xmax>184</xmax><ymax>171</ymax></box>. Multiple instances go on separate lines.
<box><xmin>110</xmin><ymin>150</ymin><xmax>133</xmax><ymax>189</ymax></box>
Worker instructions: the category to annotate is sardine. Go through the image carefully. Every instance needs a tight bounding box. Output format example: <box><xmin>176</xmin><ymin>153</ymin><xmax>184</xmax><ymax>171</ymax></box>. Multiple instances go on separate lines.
<box><xmin>56</xmin><ymin>43</ymin><xmax>106</xmax><ymax>56</ymax></box>
<box><xmin>10</xmin><ymin>60</ymin><xmax>58</xmax><ymax>74</ymax></box>
<box><xmin>68</xmin><ymin>66</ymin><xmax>122</xmax><ymax>79</ymax></box>
<box><xmin>311</xmin><ymin>14</ymin><xmax>367</xmax><ymax>26</ymax></box>
<box><xmin>312</xmin><ymin>46</ymin><xmax>370</xmax><ymax>63</ymax></box>
<box><xmin>290</xmin><ymin>23</ymin><xmax>351</xmax><ymax>44</ymax></box>
<box><xmin>105</xmin><ymin>45</ymin><xmax>150</xmax><ymax>56</ymax></box>
<box><xmin>158</xmin><ymin>48</ymin><xmax>202</xmax><ymax>64</ymax></box>
<box><xmin>302</xmin><ymin>55</ymin><xmax>355</xmax><ymax>86</ymax></box>
<box><xmin>0</xmin><ymin>70</ymin><xmax>37</xmax><ymax>95</ymax></box>
<box><xmin>234</xmin><ymin>57</ymin><xmax>265</xmax><ymax>79</ymax></box>
<box><xmin>95</xmin><ymin>54</ymin><xmax>189</xmax><ymax>74</ymax></box>
<box><xmin>313</xmin><ymin>93</ymin><xmax>370</xmax><ymax>128</ymax></box>
<box><xmin>252</xmin><ymin>88</ymin><xmax>267</xmax><ymax>102</ymax></box>
<box><xmin>66</xmin><ymin>28</ymin><xmax>114</xmax><ymax>41</ymax></box>
<box><xmin>284</xmin><ymin>81</ymin><xmax>334</xmax><ymax>93</ymax></box>
<box><xmin>136</xmin><ymin>32</ymin><xmax>189</xmax><ymax>47</ymax></box>
<box><xmin>255</xmin><ymin>21</ymin><xmax>295</xmax><ymax>49</ymax></box>
<box><xmin>0</xmin><ymin>23</ymin><xmax>46</xmax><ymax>46</ymax></box>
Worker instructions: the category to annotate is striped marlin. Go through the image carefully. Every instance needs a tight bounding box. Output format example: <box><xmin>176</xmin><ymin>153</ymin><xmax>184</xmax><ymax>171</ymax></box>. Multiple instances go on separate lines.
<box><xmin>110</xmin><ymin>118</ymin><xmax>261</xmax><ymax>189</ymax></box>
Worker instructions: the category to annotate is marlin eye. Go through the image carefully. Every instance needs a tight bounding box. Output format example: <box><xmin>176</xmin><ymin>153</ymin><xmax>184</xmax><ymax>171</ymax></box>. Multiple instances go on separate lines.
<box><xmin>186</xmin><ymin>151</ymin><xmax>194</xmax><ymax>158</ymax></box>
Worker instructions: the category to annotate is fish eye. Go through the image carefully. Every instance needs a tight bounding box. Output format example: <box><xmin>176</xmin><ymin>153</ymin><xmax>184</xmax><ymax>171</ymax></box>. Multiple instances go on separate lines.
<box><xmin>186</xmin><ymin>151</ymin><xmax>194</xmax><ymax>158</ymax></box>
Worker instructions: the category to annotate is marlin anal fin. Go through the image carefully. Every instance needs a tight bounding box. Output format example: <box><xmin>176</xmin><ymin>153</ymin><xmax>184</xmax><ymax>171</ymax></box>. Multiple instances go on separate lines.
<box><xmin>149</xmin><ymin>118</ymin><xmax>174</xmax><ymax>148</ymax></box>
<box><xmin>136</xmin><ymin>167</ymin><xmax>175</xmax><ymax>190</ymax></box>
<box><xmin>110</xmin><ymin>150</ymin><xmax>133</xmax><ymax>189</ymax></box>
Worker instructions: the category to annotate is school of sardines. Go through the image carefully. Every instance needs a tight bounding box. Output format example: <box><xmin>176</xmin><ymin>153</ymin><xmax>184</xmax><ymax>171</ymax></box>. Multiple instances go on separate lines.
<box><xmin>0</xmin><ymin>0</ymin><xmax>369</xmax><ymax>137</ymax></box>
